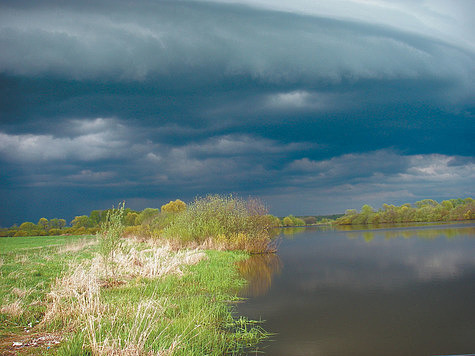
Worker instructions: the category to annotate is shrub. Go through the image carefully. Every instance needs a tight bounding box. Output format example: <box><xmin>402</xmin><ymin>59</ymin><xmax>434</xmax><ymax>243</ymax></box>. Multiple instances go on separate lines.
<box><xmin>136</xmin><ymin>208</ymin><xmax>160</xmax><ymax>225</ymax></box>
<box><xmin>123</xmin><ymin>225</ymin><xmax>152</xmax><ymax>240</ymax></box>
<box><xmin>163</xmin><ymin>195</ymin><xmax>274</xmax><ymax>253</ymax></box>
<box><xmin>98</xmin><ymin>202</ymin><xmax>126</xmax><ymax>277</ymax></box>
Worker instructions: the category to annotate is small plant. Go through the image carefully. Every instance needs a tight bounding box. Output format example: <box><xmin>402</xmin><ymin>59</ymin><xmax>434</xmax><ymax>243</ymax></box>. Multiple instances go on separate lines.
<box><xmin>98</xmin><ymin>202</ymin><xmax>126</xmax><ymax>278</ymax></box>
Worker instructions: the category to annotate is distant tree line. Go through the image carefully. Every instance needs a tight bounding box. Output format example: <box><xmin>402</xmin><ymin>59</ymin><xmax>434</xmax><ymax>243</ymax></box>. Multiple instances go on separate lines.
<box><xmin>335</xmin><ymin>198</ymin><xmax>474</xmax><ymax>225</ymax></box>
<box><xmin>0</xmin><ymin>200</ymin><xmax>189</xmax><ymax>238</ymax></box>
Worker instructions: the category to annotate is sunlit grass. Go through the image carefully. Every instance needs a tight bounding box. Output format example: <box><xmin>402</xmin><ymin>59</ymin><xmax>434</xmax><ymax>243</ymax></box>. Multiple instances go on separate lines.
<box><xmin>1</xmin><ymin>235</ymin><xmax>267</xmax><ymax>354</ymax></box>
<box><xmin>0</xmin><ymin>235</ymin><xmax>97</xmax><ymax>337</ymax></box>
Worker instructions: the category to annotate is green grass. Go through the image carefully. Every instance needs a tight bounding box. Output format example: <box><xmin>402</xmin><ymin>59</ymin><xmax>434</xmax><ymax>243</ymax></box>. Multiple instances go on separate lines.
<box><xmin>0</xmin><ymin>235</ymin><xmax>97</xmax><ymax>337</ymax></box>
<box><xmin>1</xmin><ymin>235</ymin><xmax>267</xmax><ymax>355</ymax></box>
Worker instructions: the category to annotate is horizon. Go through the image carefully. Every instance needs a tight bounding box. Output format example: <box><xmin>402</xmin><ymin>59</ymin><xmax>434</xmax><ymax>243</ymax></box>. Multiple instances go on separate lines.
<box><xmin>1</xmin><ymin>0</ymin><xmax>474</xmax><ymax>226</ymax></box>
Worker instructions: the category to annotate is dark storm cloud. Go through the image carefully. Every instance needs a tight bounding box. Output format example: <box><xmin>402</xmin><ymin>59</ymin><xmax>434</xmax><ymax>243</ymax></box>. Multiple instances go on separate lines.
<box><xmin>0</xmin><ymin>0</ymin><xmax>473</xmax><ymax>225</ymax></box>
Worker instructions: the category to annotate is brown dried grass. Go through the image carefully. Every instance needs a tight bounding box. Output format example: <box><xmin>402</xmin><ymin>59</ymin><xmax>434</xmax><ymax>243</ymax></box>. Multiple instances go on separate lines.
<box><xmin>42</xmin><ymin>243</ymin><xmax>207</xmax><ymax>354</ymax></box>
<box><xmin>1</xmin><ymin>300</ymin><xmax>23</xmax><ymax>317</ymax></box>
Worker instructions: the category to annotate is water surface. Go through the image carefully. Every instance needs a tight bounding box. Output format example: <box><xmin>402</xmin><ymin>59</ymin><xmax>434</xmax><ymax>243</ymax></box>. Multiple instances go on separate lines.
<box><xmin>237</xmin><ymin>223</ymin><xmax>475</xmax><ymax>356</ymax></box>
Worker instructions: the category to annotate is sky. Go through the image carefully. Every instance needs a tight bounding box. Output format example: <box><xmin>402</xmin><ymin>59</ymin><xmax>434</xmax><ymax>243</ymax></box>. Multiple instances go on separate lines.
<box><xmin>0</xmin><ymin>0</ymin><xmax>474</xmax><ymax>226</ymax></box>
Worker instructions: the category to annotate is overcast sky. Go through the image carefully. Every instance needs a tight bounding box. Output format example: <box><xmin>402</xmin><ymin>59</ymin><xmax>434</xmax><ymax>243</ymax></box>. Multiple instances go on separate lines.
<box><xmin>0</xmin><ymin>0</ymin><xmax>474</xmax><ymax>226</ymax></box>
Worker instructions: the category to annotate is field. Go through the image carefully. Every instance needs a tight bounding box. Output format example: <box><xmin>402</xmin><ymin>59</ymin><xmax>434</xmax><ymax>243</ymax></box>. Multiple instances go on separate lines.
<box><xmin>0</xmin><ymin>235</ymin><xmax>266</xmax><ymax>355</ymax></box>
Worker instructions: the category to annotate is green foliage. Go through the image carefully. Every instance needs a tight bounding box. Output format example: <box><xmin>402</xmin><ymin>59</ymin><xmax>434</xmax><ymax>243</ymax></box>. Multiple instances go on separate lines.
<box><xmin>38</xmin><ymin>217</ymin><xmax>49</xmax><ymax>231</ymax></box>
<box><xmin>48</xmin><ymin>228</ymin><xmax>62</xmax><ymax>236</ymax></box>
<box><xmin>336</xmin><ymin>197</ymin><xmax>475</xmax><ymax>225</ymax></box>
<box><xmin>282</xmin><ymin>215</ymin><xmax>305</xmax><ymax>227</ymax></box>
<box><xmin>267</xmin><ymin>214</ymin><xmax>283</xmax><ymax>227</ymax></box>
<box><xmin>71</xmin><ymin>215</ymin><xmax>91</xmax><ymax>229</ymax></box>
<box><xmin>303</xmin><ymin>216</ymin><xmax>318</xmax><ymax>225</ymax></box>
<box><xmin>124</xmin><ymin>211</ymin><xmax>139</xmax><ymax>226</ymax></box>
<box><xmin>98</xmin><ymin>202</ymin><xmax>126</xmax><ymax>277</ymax></box>
<box><xmin>164</xmin><ymin>195</ymin><xmax>273</xmax><ymax>253</ymax></box>
<box><xmin>136</xmin><ymin>208</ymin><xmax>160</xmax><ymax>225</ymax></box>
<box><xmin>19</xmin><ymin>222</ymin><xmax>36</xmax><ymax>231</ymax></box>
<box><xmin>49</xmin><ymin>218</ymin><xmax>66</xmax><ymax>229</ymax></box>
<box><xmin>88</xmin><ymin>210</ymin><xmax>102</xmax><ymax>226</ymax></box>
<box><xmin>161</xmin><ymin>199</ymin><xmax>187</xmax><ymax>213</ymax></box>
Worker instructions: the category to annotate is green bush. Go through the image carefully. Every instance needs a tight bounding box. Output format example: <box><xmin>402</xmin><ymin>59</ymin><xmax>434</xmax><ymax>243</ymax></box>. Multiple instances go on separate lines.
<box><xmin>123</xmin><ymin>225</ymin><xmax>152</xmax><ymax>239</ymax></box>
<box><xmin>282</xmin><ymin>215</ymin><xmax>305</xmax><ymax>227</ymax></box>
<box><xmin>98</xmin><ymin>202</ymin><xmax>126</xmax><ymax>277</ymax></box>
<box><xmin>163</xmin><ymin>195</ymin><xmax>274</xmax><ymax>253</ymax></box>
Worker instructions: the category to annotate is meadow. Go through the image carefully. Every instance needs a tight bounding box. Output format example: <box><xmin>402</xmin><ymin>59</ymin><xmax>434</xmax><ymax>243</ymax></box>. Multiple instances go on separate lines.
<box><xmin>0</xmin><ymin>234</ymin><xmax>266</xmax><ymax>355</ymax></box>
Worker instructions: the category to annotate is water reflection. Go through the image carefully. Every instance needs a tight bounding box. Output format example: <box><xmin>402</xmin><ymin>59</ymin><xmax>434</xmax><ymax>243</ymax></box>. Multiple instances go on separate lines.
<box><xmin>343</xmin><ymin>225</ymin><xmax>475</xmax><ymax>241</ymax></box>
<box><xmin>237</xmin><ymin>223</ymin><xmax>475</xmax><ymax>356</ymax></box>
<box><xmin>274</xmin><ymin>227</ymin><xmax>307</xmax><ymax>238</ymax></box>
<box><xmin>237</xmin><ymin>254</ymin><xmax>282</xmax><ymax>297</ymax></box>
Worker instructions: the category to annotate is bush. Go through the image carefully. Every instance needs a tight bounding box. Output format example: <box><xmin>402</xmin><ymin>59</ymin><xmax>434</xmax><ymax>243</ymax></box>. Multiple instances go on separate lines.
<box><xmin>163</xmin><ymin>195</ymin><xmax>274</xmax><ymax>253</ymax></box>
<box><xmin>98</xmin><ymin>202</ymin><xmax>126</xmax><ymax>277</ymax></box>
<box><xmin>123</xmin><ymin>225</ymin><xmax>152</xmax><ymax>239</ymax></box>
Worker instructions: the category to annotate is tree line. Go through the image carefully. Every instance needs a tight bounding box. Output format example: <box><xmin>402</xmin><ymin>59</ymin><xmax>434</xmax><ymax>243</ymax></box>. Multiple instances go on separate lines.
<box><xmin>3</xmin><ymin>197</ymin><xmax>471</xmax><ymax>237</ymax></box>
<box><xmin>0</xmin><ymin>199</ymin><xmax>321</xmax><ymax>238</ymax></box>
<box><xmin>335</xmin><ymin>198</ymin><xmax>474</xmax><ymax>225</ymax></box>
<box><xmin>0</xmin><ymin>199</ymin><xmax>189</xmax><ymax>237</ymax></box>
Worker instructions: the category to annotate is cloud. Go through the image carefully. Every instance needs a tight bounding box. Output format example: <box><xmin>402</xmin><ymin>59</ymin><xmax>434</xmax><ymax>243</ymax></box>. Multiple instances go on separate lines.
<box><xmin>0</xmin><ymin>118</ymin><xmax>134</xmax><ymax>161</ymax></box>
<box><xmin>263</xmin><ymin>151</ymin><xmax>474</xmax><ymax>215</ymax></box>
<box><xmin>0</xmin><ymin>0</ymin><xmax>473</xmax><ymax>225</ymax></box>
<box><xmin>0</xmin><ymin>0</ymin><xmax>473</xmax><ymax>96</ymax></box>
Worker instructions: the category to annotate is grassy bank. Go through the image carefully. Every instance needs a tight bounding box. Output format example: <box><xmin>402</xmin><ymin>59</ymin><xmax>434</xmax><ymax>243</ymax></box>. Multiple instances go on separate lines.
<box><xmin>0</xmin><ymin>235</ymin><xmax>266</xmax><ymax>355</ymax></box>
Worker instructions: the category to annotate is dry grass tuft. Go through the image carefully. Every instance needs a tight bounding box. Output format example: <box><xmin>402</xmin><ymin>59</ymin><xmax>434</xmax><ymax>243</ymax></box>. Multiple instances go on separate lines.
<box><xmin>42</xmin><ymin>263</ymin><xmax>104</xmax><ymax>327</ymax></box>
<box><xmin>112</xmin><ymin>247</ymin><xmax>207</xmax><ymax>279</ymax></box>
<box><xmin>42</xmin><ymin>244</ymin><xmax>207</xmax><ymax>354</ymax></box>
<box><xmin>86</xmin><ymin>298</ymin><xmax>176</xmax><ymax>356</ymax></box>
<box><xmin>1</xmin><ymin>300</ymin><xmax>23</xmax><ymax>317</ymax></box>
<box><xmin>11</xmin><ymin>287</ymin><xmax>32</xmax><ymax>299</ymax></box>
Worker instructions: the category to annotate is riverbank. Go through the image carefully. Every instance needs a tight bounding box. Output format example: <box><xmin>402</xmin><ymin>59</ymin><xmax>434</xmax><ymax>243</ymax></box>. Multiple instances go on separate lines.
<box><xmin>0</xmin><ymin>234</ymin><xmax>266</xmax><ymax>355</ymax></box>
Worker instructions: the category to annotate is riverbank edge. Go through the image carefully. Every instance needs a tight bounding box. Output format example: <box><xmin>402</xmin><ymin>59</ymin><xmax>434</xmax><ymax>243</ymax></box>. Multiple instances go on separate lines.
<box><xmin>0</xmin><ymin>235</ymin><xmax>267</xmax><ymax>355</ymax></box>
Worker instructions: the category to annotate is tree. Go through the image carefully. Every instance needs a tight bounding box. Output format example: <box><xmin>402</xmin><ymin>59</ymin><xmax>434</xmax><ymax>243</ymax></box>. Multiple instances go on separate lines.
<box><xmin>38</xmin><ymin>218</ymin><xmax>49</xmax><ymax>231</ymax></box>
<box><xmin>282</xmin><ymin>215</ymin><xmax>305</xmax><ymax>227</ymax></box>
<box><xmin>89</xmin><ymin>210</ymin><xmax>102</xmax><ymax>226</ymax></box>
<box><xmin>125</xmin><ymin>212</ymin><xmax>139</xmax><ymax>226</ymax></box>
<box><xmin>441</xmin><ymin>200</ymin><xmax>454</xmax><ymax>210</ymax></box>
<box><xmin>415</xmin><ymin>199</ymin><xmax>438</xmax><ymax>209</ymax></box>
<box><xmin>161</xmin><ymin>199</ymin><xmax>187</xmax><ymax>213</ymax></box>
<box><xmin>361</xmin><ymin>205</ymin><xmax>374</xmax><ymax>215</ymax></box>
<box><xmin>136</xmin><ymin>208</ymin><xmax>159</xmax><ymax>225</ymax></box>
<box><xmin>50</xmin><ymin>218</ymin><xmax>66</xmax><ymax>229</ymax></box>
<box><xmin>282</xmin><ymin>216</ymin><xmax>293</xmax><ymax>227</ymax></box>
<box><xmin>58</xmin><ymin>219</ymin><xmax>66</xmax><ymax>229</ymax></box>
<box><xmin>71</xmin><ymin>215</ymin><xmax>90</xmax><ymax>229</ymax></box>
<box><xmin>19</xmin><ymin>222</ymin><xmax>36</xmax><ymax>231</ymax></box>
<box><xmin>303</xmin><ymin>216</ymin><xmax>317</xmax><ymax>225</ymax></box>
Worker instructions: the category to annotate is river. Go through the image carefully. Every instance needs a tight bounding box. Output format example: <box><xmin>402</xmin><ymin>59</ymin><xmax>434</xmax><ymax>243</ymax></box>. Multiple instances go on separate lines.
<box><xmin>236</xmin><ymin>222</ymin><xmax>475</xmax><ymax>356</ymax></box>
